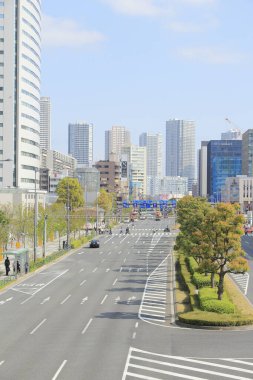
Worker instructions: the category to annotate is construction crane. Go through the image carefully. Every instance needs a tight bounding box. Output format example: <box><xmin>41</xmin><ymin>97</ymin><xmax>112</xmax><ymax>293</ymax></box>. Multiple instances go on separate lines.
<box><xmin>223</xmin><ymin>118</ymin><xmax>241</xmax><ymax>139</ymax></box>
<box><xmin>225</xmin><ymin>117</ymin><xmax>239</xmax><ymax>129</ymax></box>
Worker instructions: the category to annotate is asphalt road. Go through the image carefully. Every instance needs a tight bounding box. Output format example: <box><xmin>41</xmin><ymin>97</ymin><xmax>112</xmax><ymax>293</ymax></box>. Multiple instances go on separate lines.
<box><xmin>0</xmin><ymin>218</ymin><xmax>253</xmax><ymax>380</ymax></box>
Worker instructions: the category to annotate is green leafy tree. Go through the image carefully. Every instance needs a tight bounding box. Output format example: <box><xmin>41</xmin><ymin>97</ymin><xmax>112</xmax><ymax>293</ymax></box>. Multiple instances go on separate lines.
<box><xmin>0</xmin><ymin>208</ymin><xmax>10</xmax><ymax>249</ymax></box>
<box><xmin>56</xmin><ymin>177</ymin><xmax>84</xmax><ymax>210</ymax></box>
<box><xmin>97</xmin><ymin>189</ymin><xmax>113</xmax><ymax>214</ymax></box>
<box><xmin>176</xmin><ymin>197</ymin><xmax>249</xmax><ymax>300</ymax></box>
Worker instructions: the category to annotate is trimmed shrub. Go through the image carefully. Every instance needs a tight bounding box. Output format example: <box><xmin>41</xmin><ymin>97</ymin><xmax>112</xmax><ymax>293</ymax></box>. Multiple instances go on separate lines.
<box><xmin>199</xmin><ymin>287</ymin><xmax>235</xmax><ymax>314</ymax></box>
<box><xmin>185</xmin><ymin>256</ymin><xmax>199</xmax><ymax>274</ymax></box>
<box><xmin>192</xmin><ymin>272</ymin><xmax>219</xmax><ymax>288</ymax></box>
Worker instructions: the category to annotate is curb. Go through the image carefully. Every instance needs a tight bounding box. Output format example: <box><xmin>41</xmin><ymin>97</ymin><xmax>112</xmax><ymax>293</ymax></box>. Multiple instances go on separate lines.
<box><xmin>175</xmin><ymin>319</ymin><xmax>253</xmax><ymax>331</ymax></box>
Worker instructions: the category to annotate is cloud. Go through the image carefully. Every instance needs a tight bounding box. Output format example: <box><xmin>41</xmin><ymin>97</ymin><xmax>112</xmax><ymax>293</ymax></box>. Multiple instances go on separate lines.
<box><xmin>179</xmin><ymin>0</ymin><xmax>216</xmax><ymax>5</ymax></box>
<box><xmin>101</xmin><ymin>0</ymin><xmax>166</xmax><ymax>16</ymax></box>
<box><xmin>42</xmin><ymin>15</ymin><xmax>106</xmax><ymax>48</ymax></box>
<box><xmin>169</xmin><ymin>21</ymin><xmax>204</xmax><ymax>33</ymax></box>
<box><xmin>178</xmin><ymin>46</ymin><xmax>246</xmax><ymax>64</ymax></box>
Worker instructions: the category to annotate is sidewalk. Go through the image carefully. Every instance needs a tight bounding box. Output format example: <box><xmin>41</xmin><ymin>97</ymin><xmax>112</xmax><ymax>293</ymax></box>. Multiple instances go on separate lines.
<box><xmin>0</xmin><ymin>232</ymin><xmax>92</xmax><ymax>282</ymax></box>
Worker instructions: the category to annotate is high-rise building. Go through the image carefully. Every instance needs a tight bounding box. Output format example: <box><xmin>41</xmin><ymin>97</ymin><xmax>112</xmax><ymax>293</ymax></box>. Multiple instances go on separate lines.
<box><xmin>221</xmin><ymin>129</ymin><xmax>242</xmax><ymax>140</ymax></box>
<box><xmin>95</xmin><ymin>160</ymin><xmax>121</xmax><ymax>194</ymax></box>
<box><xmin>166</xmin><ymin>119</ymin><xmax>196</xmax><ymax>191</ymax></box>
<box><xmin>207</xmin><ymin>140</ymin><xmax>242</xmax><ymax>202</ymax></box>
<box><xmin>139</xmin><ymin>132</ymin><xmax>162</xmax><ymax>177</ymax></box>
<box><xmin>121</xmin><ymin>145</ymin><xmax>147</xmax><ymax>198</ymax></box>
<box><xmin>105</xmin><ymin>126</ymin><xmax>131</xmax><ymax>161</ymax></box>
<box><xmin>40</xmin><ymin>97</ymin><xmax>51</xmax><ymax>150</ymax></box>
<box><xmin>242</xmin><ymin>129</ymin><xmax>253</xmax><ymax>176</ymax></box>
<box><xmin>68</xmin><ymin>122</ymin><xmax>93</xmax><ymax>165</ymax></box>
<box><xmin>1</xmin><ymin>1</ymin><xmax>42</xmax><ymax>188</ymax></box>
<box><xmin>198</xmin><ymin>141</ymin><xmax>208</xmax><ymax>197</ymax></box>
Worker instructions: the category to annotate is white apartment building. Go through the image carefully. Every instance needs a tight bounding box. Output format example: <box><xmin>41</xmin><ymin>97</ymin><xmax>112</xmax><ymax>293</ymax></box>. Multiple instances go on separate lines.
<box><xmin>147</xmin><ymin>176</ymin><xmax>188</xmax><ymax>198</ymax></box>
<box><xmin>40</xmin><ymin>148</ymin><xmax>77</xmax><ymax>178</ymax></box>
<box><xmin>139</xmin><ymin>132</ymin><xmax>162</xmax><ymax>177</ymax></box>
<box><xmin>105</xmin><ymin>126</ymin><xmax>131</xmax><ymax>161</ymax></box>
<box><xmin>166</xmin><ymin>119</ymin><xmax>196</xmax><ymax>191</ymax></box>
<box><xmin>68</xmin><ymin>122</ymin><xmax>93</xmax><ymax>165</ymax></box>
<box><xmin>40</xmin><ymin>97</ymin><xmax>51</xmax><ymax>150</ymax></box>
<box><xmin>198</xmin><ymin>141</ymin><xmax>208</xmax><ymax>197</ymax></box>
<box><xmin>223</xmin><ymin>175</ymin><xmax>253</xmax><ymax>213</ymax></box>
<box><xmin>221</xmin><ymin>129</ymin><xmax>242</xmax><ymax>140</ymax></box>
<box><xmin>121</xmin><ymin>145</ymin><xmax>147</xmax><ymax>198</ymax></box>
<box><xmin>1</xmin><ymin>0</ymin><xmax>42</xmax><ymax>188</ymax></box>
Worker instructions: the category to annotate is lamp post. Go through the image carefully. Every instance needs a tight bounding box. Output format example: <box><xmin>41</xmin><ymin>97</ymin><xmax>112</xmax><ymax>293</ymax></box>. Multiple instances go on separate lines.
<box><xmin>96</xmin><ymin>192</ymin><xmax>99</xmax><ymax>233</ymax></box>
<box><xmin>33</xmin><ymin>167</ymin><xmax>39</xmax><ymax>262</ymax></box>
<box><xmin>66</xmin><ymin>180</ymin><xmax>70</xmax><ymax>249</ymax></box>
<box><xmin>43</xmin><ymin>214</ymin><xmax>48</xmax><ymax>258</ymax></box>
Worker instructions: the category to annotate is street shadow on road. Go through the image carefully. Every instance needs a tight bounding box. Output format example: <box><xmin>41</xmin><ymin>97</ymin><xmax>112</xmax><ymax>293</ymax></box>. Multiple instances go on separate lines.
<box><xmin>95</xmin><ymin>312</ymin><xmax>139</xmax><ymax>320</ymax></box>
<box><xmin>106</xmin><ymin>287</ymin><xmax>144</xmax><ymax>293</ymax></box>
<box><xmin>119</xmin><ymin>279</ymin><xmax>146</xmax><ymax>284</ymax></box>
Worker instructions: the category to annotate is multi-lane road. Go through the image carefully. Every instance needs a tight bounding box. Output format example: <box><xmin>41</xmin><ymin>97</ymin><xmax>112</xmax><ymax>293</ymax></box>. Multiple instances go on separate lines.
<box><xmin>0</xmin><ymin>218</ymin><xmax>253</xmax><ymax>380</ymax></box>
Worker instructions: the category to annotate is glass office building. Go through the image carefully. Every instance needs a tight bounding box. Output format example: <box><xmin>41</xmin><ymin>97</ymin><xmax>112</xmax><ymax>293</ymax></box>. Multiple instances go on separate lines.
<box><xmin>207</xmin><ymin>140</ymin><xmax>242</xmax><ymax>201</ymax></box>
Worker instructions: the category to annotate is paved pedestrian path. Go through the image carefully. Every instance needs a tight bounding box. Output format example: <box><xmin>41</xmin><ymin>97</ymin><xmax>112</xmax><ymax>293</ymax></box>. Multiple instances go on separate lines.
<box><xmin>123</xmin><ymin>347</ymin><xmax>253</xmax><ymax>380</ymax></box>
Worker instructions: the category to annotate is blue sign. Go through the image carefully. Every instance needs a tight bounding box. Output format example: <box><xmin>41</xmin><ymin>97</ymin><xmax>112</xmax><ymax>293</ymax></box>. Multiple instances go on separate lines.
<box><xmin>123</xmin><ymin>201</ymin><xmax>130</xmax><ymax>208</ymax></box>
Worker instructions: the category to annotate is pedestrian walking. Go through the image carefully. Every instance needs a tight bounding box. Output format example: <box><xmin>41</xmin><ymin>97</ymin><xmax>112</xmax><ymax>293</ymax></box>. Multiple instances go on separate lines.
<box><xmin>17</xmin><ymin>260</ymin><xmax>21</xmax><ymax>274</ymax></box>
<box><xmin>25</xmin><ymin>262</ymin><xmax>29</xmax><ymax>274</ymax></box>
<box><xmin>4</xmin><ymin>256</ymin><xmax>10</xmax><ymax>276</ymax></box>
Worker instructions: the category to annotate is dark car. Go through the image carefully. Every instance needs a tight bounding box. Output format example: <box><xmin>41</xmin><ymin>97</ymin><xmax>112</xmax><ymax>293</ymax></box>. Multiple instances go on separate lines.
<box><xmin>90</xmin><ymin>239</ymin><xmax>100</xmax><ymax>248</ymax></box>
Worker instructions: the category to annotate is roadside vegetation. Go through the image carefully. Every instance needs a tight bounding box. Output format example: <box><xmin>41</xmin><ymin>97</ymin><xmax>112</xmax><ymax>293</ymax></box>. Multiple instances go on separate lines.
<box><xmin>175</xmin><ymin>196</ymin><xmax>253</xmax><ymax>326</ymax></box>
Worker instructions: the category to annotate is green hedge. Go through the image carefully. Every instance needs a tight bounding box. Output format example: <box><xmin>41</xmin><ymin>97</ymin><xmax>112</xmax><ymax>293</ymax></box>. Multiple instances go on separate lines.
<box><xmin>70</xmin><ymin>235</ymin><xmax>93</xmax><ymax>249</ymax></box>
<box><xmin>178</xmin><ymin>311</ymin><xmax>253</xmax><ymax>326</ymax></box>
<box><xmin>185</xmin><ymin>256</ymin><xmax>199</xmax><ymax>274</ymax></box>
<box><xmin>192</xmin><ymin>272</ymin><xmax>219</xmax><ymax>288</ymax></box>
<box><xmin>178</xmin><ymin>255</ymin><xmax>198</xmax><ymax>310</ymax></box>
<box><xmin>198</xmin><ymin>287</ymin><xmax>235</xmax><ymax>314</ymax></box>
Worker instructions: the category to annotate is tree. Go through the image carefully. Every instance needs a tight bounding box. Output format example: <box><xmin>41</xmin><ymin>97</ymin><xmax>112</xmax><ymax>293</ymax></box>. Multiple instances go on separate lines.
<box><xmin>176</xmin><ymin>197</ymin><xmax>249</xmax><ymax>300</ymax></box>
<box><xmin>97</xmin><ymin>189</ymin><xmax>113</xmax><ymax>214</ymax></box>
<box><xmin>56</xmin><ymin>177</ymin><xmax>84</xmax><ymax>209</ymax></box>
<box><xmin>0</xmin><ymin>208</ymin><xmax>10</xmax><ymax>250</ymax></box>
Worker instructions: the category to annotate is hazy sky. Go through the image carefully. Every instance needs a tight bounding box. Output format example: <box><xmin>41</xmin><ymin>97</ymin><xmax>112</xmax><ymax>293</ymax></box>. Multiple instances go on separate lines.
<box><xmin>41</xmin><ymin>0</ymin><xmax>253</xmax><ymax>160</ymax></box>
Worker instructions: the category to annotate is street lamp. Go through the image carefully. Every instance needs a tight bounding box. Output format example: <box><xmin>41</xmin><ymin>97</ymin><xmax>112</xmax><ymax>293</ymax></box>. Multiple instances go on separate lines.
<box><xmin>33</xmin><ymin>167</ymin><xmax>39</xmax><ymax>262</ymax></box>
<box><xmin>66</xmin><ymin>180</ymin><xmax>70</xmax><ymax>249</ymax></box>
<box><xmin>43</xmin><ymin>214</ymin><xmax>48</xmax><ymax>258</ymax></box>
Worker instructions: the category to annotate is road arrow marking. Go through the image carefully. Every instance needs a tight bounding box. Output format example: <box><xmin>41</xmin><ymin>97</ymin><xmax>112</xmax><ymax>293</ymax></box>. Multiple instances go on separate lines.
<box><xmin>81</xmin><ymin>297</ymin><xmax>88</xmax><ymax>305</ymax></box>
<box><xmin>40</xmin><ymin>296</ymin><xmax>50</xmax><ymax>305</ymax></box>
<box><xmin>106</xmin><ymin>268</ymin><xmax>110</xmax><ymax>272</ymax></box>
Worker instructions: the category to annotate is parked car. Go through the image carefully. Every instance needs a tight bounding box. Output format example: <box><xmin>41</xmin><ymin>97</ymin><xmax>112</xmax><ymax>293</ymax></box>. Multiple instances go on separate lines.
<box><xmin>90</xmin><ymin>239</ymin><xmax>100</xmax><ymax>248</ymax></box>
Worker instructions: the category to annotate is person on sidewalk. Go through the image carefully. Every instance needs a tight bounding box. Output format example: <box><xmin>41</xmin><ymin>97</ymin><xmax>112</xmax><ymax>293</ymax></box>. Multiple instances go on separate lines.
<box><xmin>4</xmin><ymin>256</ymin><xmax>10</xmax><ymax>276</ymax></box>
<box><xmin>17</xmin><ymin>260</ymin><xmax>21</xmax><ymax>274</ymax></box>
<box><xmin>25</xmin><ymin>262</ymin><xmax>29</xmax><ymax>274</ymax></box>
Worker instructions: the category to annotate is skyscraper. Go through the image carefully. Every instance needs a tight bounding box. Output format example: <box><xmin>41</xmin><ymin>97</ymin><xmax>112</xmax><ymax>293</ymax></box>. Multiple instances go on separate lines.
<box><xmin>40</xmin><ymin>97</ymin><xmax>51</xmax><ymax>150</ymax></box>
<box><xmin>221</xmin><ymin>129</ymin><xmax>242</xmax><ymax>140</ymax></box>
<box><xmin>207</xmin><ymin>140</ymin><xmax>242</xmax><ymax>201</ymax></box>
<box><xmin>139</xmin><ymin>132</ymin><xmax>162</xmax><ymax>177</ymax></box>
<box><xmin>68</xmin><ymin>122</ymin><xmax>93</xmax><ymax>165</ymax></box>
<box><xmin>1</xmin><ymin>1</ymin><xmax>42</xmax><ymax>188</ymax></box>
<box><xmin>105</xmin><ymin>126</ymin><xmax>131</xmax><ymax>161</ymax></box>
<box><xmin>198</xmin><ymin>141</ymin><xmax>208</xmax><ymax>197</ymax></box>
<box><xmin>242</xmin><ymin>129</ymin><xmax>253</xmax><ymax>176</ymax></box>
<box><xmin>121</xmin><ymin>145</ymin><xmax>147</xmax><ymax>198</ymax></box>
<box><xmin>166</xmin><ymin>119</ymin><xmax>196</xmax><ymax>191</ymax></box>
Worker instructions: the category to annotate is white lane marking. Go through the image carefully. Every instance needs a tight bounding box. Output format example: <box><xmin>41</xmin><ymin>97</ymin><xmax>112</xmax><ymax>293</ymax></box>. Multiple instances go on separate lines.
<box><xmin>106</xmin><ymin>268</ymin><xmax>110</xmax><ymax>273</ymax></box>
<box><xmin>40</xmin><ymin>296</ymin><xmax>50</xmax><ymax>305</ymax></box>
<box><xmin>92</xmin><ymin>267</ymin><xmax>98</xmax><ymax>273</ymax></box>
<box><xmin>120</xmin><ymin>235</ymin><xmax>128</xmax><ymax>244</ymax></box>
<box><xmin>135</xmin><ymin>322</ymin><xmax>139</xmax><ymax>328</ymax></box>
<box><xmin>101</xmin><ymin>294</ymin><xmax>108</xmax><ymax>305</ymax></box>
<box><xmin>128</xmin><ymin>358</ymin><xmax>253</xmax><ymax>379</ymax></box>
<box><xmin>115</xmin><ymin>296</ymin><xmax>120</xmax><ymax>304</ymax></box>
<box><xmin>222</xmin><ymin>359</ymin><xmax>253</xmax><ymax>366</ymax></box>
<box><xmin>113</xmin><ymin>278</ymin><xmax>117</xmax><ymax>286</ymax></box>
<box><xmin>30</xmin><ymin>318</ymin><xmax>47</xmax><ymax>335</ymax></box>
<box><xmin>132</xmin><ymin>332</ymin><xmax>136</xmax><ymax>339</ymax></box>
<box><xmin>120</xmin><ymin>266</ymin><xmax>123</xmax><ymax>272</ymax></box>
<box><xmin>19</xmin><ymin>269</ymin><xmax>69</xmax><ymax>302</ymax></box>
<box><xmin>6</xmin><ymin>297</ymin><xmax>13</xmax><ymax>302</ymax></box>
<box><xmin>122</xmin><ymin>347</ymin><xmax>132</xmax><ymax>380</ymax></box>
<box><xmin>82</xmin><ymin>318</ymin><xmax>93</xmax><ymax>335</ymax></box>
<box><xmin>118</xmin><ymin>251</ymin><xmax>122</xmax><ymax>254</ymax></box>
<box><xmin>81</xmin><ymin>297</ymin><xmax>88</xmax><ymax>304</ymax></box>
<box><xmin>52</xmin><ymin>360</ymin><xmax>67</xmax><ymax>380</ymax></box>
<box><xmin>0</xmin><ymin>361</ymin><xmax>4</xmax><ymax>366</ymax></box>
<box><xmin>60</xmin><ymin>294</ymin><xmax>71</xmax><ymax>305</ymax></box>
<box><xmin>123</xmin><ymin>258</ymin><xmax>126</xmax><ymax>263</ymax></box>
<box><xmin>79</xmin><ymin>268</ymin><xmax>84</xmax><ymax>272</ymax></box>
<box><xmin>80</xmin><ymin>279</ymin><xmax>86</xmax><ymax>286</ymax></box>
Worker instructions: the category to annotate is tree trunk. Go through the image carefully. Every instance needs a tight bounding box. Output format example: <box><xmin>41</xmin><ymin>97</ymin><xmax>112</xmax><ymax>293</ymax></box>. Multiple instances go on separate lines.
<box><xmin>217</xmin><ymin>271</ymin><xmax>225</xmax><ymax>300</ymax></box>
<box><xmin>211</xmin><ymin>272</ymin><xmax>215</xmax><ymax>288</ymax></box>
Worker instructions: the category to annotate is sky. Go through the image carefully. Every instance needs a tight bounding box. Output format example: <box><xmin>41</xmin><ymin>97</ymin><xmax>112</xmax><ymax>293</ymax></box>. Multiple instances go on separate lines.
<box><xmin>41</xmin><ymin>0</ymin><xmax>253</xmax><ymax>161</ymax></box>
